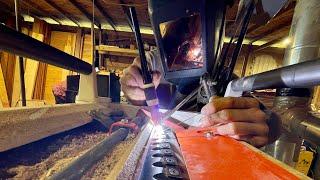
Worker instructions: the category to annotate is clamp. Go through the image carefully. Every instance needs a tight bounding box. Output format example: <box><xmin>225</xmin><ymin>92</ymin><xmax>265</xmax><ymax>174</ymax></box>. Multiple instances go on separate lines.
<box><xmin>108</xmin><ymin>119</ymin><xmax>139</xmax><ymax>135</ymax></box>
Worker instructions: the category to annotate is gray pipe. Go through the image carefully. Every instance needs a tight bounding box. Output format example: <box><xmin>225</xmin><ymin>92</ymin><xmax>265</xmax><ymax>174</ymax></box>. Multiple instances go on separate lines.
<box><xmin>283</xmin><ymin>0</ymin><xmax>320</xmax><ymax>65</ymax></box>
<box><xmin>230</xmin><ymin>58</ymin><xmax>320</xmax><ymax>92</ymax></box>
<box><xmin>260</xmin><ymin>0</ymin><xmax>320</xmax><ymax>175</ymax></box>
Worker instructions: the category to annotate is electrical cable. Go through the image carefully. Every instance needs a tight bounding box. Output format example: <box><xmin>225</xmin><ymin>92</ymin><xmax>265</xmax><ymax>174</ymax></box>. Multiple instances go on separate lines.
<box><xmin>213</xmin><ymin>3</ymin><xmax>247</xmax><ymax>81</ymax></box>
<box><xmin>212</xmin><ymin>6</ymin><xmax>227</xmax><ymax>79</ymax></box>
<box><xmin>225</xmin><ymin>0</ymin><xmax>255</xmax><ymax>83</ymax></box>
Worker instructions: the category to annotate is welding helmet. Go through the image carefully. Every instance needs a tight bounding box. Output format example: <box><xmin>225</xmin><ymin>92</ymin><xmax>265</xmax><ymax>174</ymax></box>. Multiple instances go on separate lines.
<box><xmin>148</xmin><ymin>0</ymin><xmax>233</xmax><ymax>84</ymax></box>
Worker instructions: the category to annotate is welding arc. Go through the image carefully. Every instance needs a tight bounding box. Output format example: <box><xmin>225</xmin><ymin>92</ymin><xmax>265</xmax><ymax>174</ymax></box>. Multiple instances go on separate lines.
<box><xmin>50</xmin><ymin>128</ymin><xmax>129</xmax><ymax>180</ymax></box>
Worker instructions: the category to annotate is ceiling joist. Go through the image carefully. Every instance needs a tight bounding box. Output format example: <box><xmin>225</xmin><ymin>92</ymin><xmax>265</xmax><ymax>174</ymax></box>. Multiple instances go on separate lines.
<box><xmin>254</xmin><ymin>38</ymin><xmax>284</xmax><ymax>52</ymax></box>
<box><xmin>43</xmin><ymin>0</ymin><xmax>81</xmax><ymax>26</ymax></box>
<box><xmin>69</xmin><ymin>0</ymin><xmax>100</xmax><ymax>27</ymax></box>
<box><xmin>94</xmin><ymin>0</ymin><xmax>117</xmax><ymax>31</ymax></box>
<box><xmin>21</xmin><ymin>0</ymin><xmax>62</xmax><ymax>25</ymax></box>
<box><xmin>249</xmin><ymin>24</ymin><xmax>290</xmax><ymax>44</ymax></box>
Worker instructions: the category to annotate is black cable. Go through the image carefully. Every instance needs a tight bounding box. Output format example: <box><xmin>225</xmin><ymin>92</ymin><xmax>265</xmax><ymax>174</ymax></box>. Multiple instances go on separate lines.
<box><xmin>226</xmin><ymin>0</ymin><xmax>255</xmax><ymax>83</ymax></box>
<box><xmin>212</xmin><ymin>6</ymin><xmax>226</xmax><ymax>79</ymax></box>
<box><xmin>214</xmin><ymin>0</ymin><xmax>255</xmax><ymax>82</ymax></box>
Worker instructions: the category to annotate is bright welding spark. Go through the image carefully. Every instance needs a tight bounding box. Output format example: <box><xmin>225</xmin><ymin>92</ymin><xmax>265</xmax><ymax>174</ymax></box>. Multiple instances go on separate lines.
<box><xmin>154</xmin><ymin>124</ymin><xmax>164</xmax><ymax>137</ymax></box>
<box><xmin>192</xmin><ymin>47</ymin><xmax>201</xmax><ymax>57</ymax></box>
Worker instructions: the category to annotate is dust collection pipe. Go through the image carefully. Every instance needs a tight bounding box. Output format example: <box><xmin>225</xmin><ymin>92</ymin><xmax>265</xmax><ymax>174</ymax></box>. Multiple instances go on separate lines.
<box><xmin>0</xmin><ymin>24</ymin><xmax>92</xmax><ymax>74</ymax></box>
<box><xmin>230</xmin><ymin>0</ymin><xmax>320</xmax><ymax>174</ymax></box>
<box><xmin>279</xmin><ymin>0</ymin><xmax>320</xmax><ymax>176</ymax></box>
<box><xmin>230</xmin><ymin>58</ymin><xmax>320</xmax><ymax>91</ymax></box>
<box><xmin>231</xmin><ymin>0</ymin><xmax>320</xmax><ymax>175</ymax></box>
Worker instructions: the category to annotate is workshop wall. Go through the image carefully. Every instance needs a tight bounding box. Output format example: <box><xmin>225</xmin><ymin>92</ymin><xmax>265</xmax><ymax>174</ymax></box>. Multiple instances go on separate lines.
<box><xmin>0</xmin><ymin>19</ymin><xmax>318</xmax><ymax>108</ymax></box>
<box><xmin>44</xmin><ymin>32</ymin><xmax>93</xmax><ymax>104</ymax></box>
<box><xmin>246</xmin><ymin>53</ymin><xmax>283</xmax><ymax>75</ymax></box>
<box><xmin>45</xmin><ymin>31</ymin><xmax>77</xmax><ymax>104</ymax></box>
<box><xmin>313</xmin><ymin>87</ymin><xmax>320</xmax><ymax>110</ymax></box>
<box><xmin>0</xmin><ymin>18</ymin><xmax>97</xmax><ymax>106</ymax></box>
<box><xmin>233</xmin><ymin>49</ymin><xmax>284</xmax><ymax>78</ymax></box>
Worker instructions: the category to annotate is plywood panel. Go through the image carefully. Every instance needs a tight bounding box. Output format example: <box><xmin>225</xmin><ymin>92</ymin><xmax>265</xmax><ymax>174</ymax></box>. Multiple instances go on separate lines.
<box><xmin>33</xmin><ymin>22</ymin><xmax>51</xmax><ymax>100</ymax></box>
<box><xmin>24</xmin><ymin>32</ymin><xmax>44</xmax><ymax>100</ymax></box>
<box><xmin>74</xmin><ymin>29</ymin><xmax>84</xmax><ymax>59</ymax></box>
<box><xmin>0</xmin><ymin>52</ymin><xmax>15</xmax><ymax>105</ymax></box>
<box><xmin>11</xmin><ymin>20</ymin><xmax>49</xmax><ymax>107</ymax></box>
<box><xmin>251</xmin><ymin>54</ymin><xmax>279</xmax><ymax>75</ymax></box>
<box><xmin>44</xmin><ymin>31</ymin><xmax>76</xmax><ymax>104</ymax></box>
<box><xmin>312</xmin><ymin>86</ymin><xmax>320</xmax><ymax>110</ymax></box>
<box><xmin>82</xmin><ymin>34</ymin><xmax>93</xmax><ymax>64</ymax></box>
<box><xmin>61</xmin><ymin>34</ymin><xmax>76</xmax><ymax>81</ymax></box>
<box><xmin>44</xmin><ymin>65</ymin><xmax>63</xmax><ymax>105</ymax></box>
<box><xmin>11</xmin><ymin>57</ymin><xmax>22</xmax><ymax>107</ymax></box>
<box><xmin>0</xmin><ymin>62</ymin><xmax>8</xmax><ymax>107</ymax></box>
<box><xmin>233</xmin><ymin>55</ymin><xmax>245</xmax><ymax>77</ymax></box>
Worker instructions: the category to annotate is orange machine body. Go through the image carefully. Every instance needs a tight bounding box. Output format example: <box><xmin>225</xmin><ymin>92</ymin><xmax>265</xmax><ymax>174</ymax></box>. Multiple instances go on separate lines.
<box><xmin>175</xmin><ymin>129</ymin><xmax>300</xmax><ymax>180</ymax></box>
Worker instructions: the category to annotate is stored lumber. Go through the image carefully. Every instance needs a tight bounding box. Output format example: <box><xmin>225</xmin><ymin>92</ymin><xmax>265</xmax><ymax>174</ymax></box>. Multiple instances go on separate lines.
<box><xmin>96</xmin><ymin>45</ymin><xmax>139</xmax><ymax>57</ymax></box>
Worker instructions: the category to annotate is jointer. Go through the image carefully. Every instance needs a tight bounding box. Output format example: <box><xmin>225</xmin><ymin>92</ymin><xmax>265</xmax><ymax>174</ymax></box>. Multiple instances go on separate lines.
<box><xmin>0</xmin><ymin>105</ymin><xmax>309</xmax><ymax>179</ymax></box>
<box><xmin>117</xmin><ymin>110</ymin><xmax>309</xmax><ymax>180</ymax></box>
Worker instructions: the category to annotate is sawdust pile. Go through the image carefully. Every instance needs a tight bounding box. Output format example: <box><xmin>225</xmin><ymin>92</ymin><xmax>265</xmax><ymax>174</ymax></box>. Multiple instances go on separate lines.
<box><xmin>0</xmin><ymin>120</ymin><xmax>140</xmax><ymax>180</ymax></box>
<box><xmin>82</xmin><ymin>136</ymin><xmax>137</xmax><ymax>179</ymax></box>
<box><xmin>0</xmin><ymin>122</ymin><xmax>108</xmax><ymax>179</ymax></box>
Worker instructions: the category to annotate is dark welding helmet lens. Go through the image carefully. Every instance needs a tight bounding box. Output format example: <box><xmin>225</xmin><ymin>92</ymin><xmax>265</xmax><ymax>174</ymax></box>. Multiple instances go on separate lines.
<box><xmin>159</xmin><ymin>14</ymin><xmax>203</xmax><ymax>71</ymax></box>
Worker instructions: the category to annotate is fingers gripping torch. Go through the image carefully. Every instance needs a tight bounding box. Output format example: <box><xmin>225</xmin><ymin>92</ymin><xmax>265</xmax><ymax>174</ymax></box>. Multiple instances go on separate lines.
<box><xmin>129</xmin><ymin>7</ymin><xmax>161</xmax><ymax>125</ymax></box>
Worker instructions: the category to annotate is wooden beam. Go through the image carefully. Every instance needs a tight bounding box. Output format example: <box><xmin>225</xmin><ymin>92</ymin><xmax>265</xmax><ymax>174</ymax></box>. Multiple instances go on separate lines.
<box><xmin>69</xmin><ymin>0</ymin><xmax>100</xmax><ymax>27</ymax></box>
<box><xmin>96</xmin><ymin>45</ymin><xmax>138</xmax><ymax>57</ymax></box>
<box><xmin>95</xmin><ymin>0</ymin><xmax>117</xmax><ymax>31</ymax></box>
<box><xmin>249</xmin><ymin>24</ymin><xmax>291</xmax><ymax>44</ymax></box>
<box><xmin>247</xmin><ymin>7</ymin><xmax>294</xmax><ymax>43</ymax></box>
<box><xmin>254</xmin><ymin>38</ymin><xmax>284</xmax><ymax>52</ymax></box>
<box><xmin>43</xmin><ymin>0</ymin><xmax>81</xmax><ymax>27</ymax></box>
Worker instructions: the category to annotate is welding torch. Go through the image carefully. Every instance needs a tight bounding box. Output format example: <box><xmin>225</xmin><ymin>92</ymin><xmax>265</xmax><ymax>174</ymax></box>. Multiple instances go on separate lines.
<box><xmin>129</xmin><ymin>7</ymin><xmax>161</xmax><ymax>125</ymax></box>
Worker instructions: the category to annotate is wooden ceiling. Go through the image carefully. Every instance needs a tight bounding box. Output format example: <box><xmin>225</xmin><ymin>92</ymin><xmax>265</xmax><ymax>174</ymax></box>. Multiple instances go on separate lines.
<box><xmin>0</xmin><ymin>0</ymin><xmax>295</xmax><ymax>49</ymax></box>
